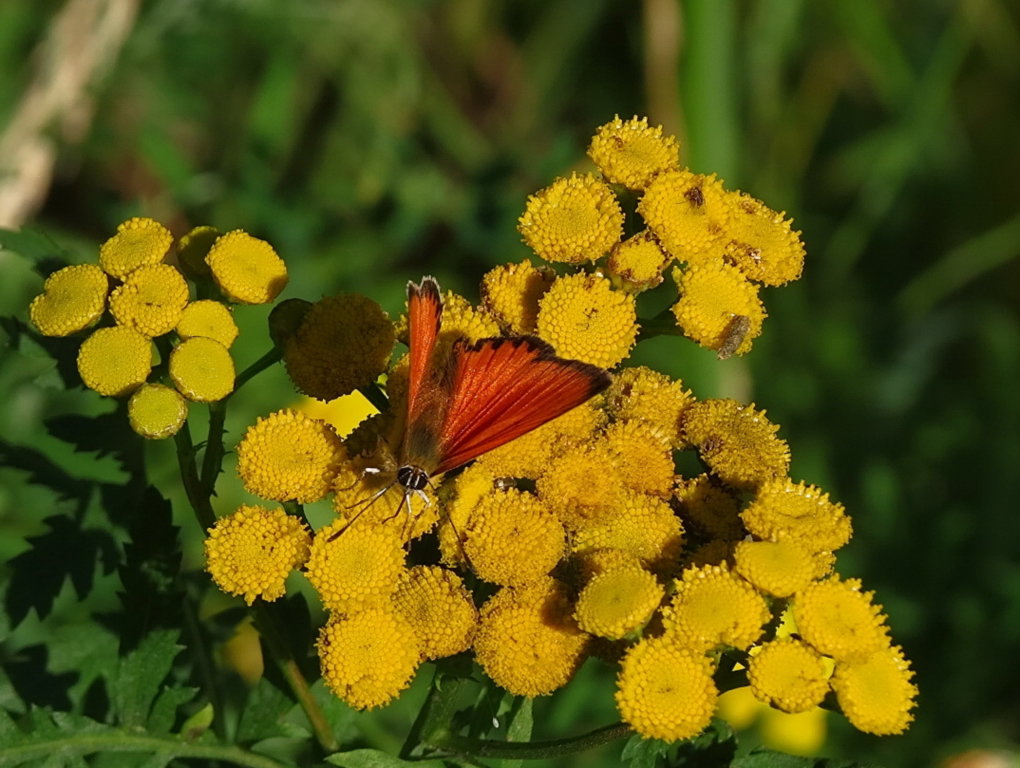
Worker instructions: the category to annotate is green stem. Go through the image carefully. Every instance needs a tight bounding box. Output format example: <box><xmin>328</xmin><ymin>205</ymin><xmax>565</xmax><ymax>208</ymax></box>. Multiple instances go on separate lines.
<box><xmin>235</xmin><ymin>347</ymin><xmax>283</xmax><ymax>393</ymax></box>
<box><xmin>200</xmin><ymin>399</ymin><xmax>227</xmax><ymax>492</ymax></box>
<box><xmin>0</xmin><ymin>732</ymin><xmax>288</xmax><ymax>768</ymax></box>
<box><xmin>358</xmin><ymin>381</ymin><xmax>389</xmax><ymax>412</ymax></box>
<box><xmin>254</xmin><ymin>602</ymin><xmax>338</xmax><ymax>753</ymax></box>
<box><xmin>180</xmin><ymin>593</ymin><xmax>226</xmax><ymax>738</ymax></box>
<box><xmin>637</xmin><ymin>307</ymin><xmax>683</xmax><ymax>342</ymax></box>
<box><xmin>429</xmin><ymin>722</ymin><xmax>633</xmax><ymax>761</ymax></box>
<box><xmin>173</xmin><ymin>422</ymin><xmax>216</xmax><ymax>530</ymax></box>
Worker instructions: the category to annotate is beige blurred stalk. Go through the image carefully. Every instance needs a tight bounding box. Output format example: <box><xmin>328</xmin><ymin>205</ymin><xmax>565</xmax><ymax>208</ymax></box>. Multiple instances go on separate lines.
<box><xmin>0</xmin><ymin>0</ymin><xmax>138</xmax><ymax>229</ymax></box>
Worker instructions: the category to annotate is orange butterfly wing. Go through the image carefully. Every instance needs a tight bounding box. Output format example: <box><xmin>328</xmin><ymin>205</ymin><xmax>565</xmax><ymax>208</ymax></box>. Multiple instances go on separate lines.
<box><xmin>433</xmin><ymin>336</ymin><xmax>611</xmax><ymax>475</ymax></box>
<box><xmin>405</xmin><ymin>277</ymin><xmax>442</xmax><ymax>424</ymax></box>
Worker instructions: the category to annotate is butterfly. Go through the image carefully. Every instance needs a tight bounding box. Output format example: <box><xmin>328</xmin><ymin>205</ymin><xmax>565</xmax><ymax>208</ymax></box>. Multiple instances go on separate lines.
<box><xmin>342</xmin><ymin>276</ymin><xmax>611</xmax><ymax>527</ymax></box>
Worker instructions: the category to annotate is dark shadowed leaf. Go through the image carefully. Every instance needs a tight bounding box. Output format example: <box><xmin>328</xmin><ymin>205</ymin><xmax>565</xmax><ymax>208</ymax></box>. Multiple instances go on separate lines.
<box><xmin>109</xmin><ymin>629</ymin><xmax>181</xmax><ymax>729</ymax></box>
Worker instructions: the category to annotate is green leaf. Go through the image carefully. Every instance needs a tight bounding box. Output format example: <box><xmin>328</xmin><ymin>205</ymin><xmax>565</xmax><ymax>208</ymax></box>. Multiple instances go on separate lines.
<box><xmin>148</xmin><ymin>685</ymin><xmax>198</xmax><ymax>735</ymax></box>
<box><xmin>1</xmin><ymin>316</ymin><xmax>83</xmax><ymax>390</ymax></box>
<box><xmin>498</xmin><ymin>697</ymin><xmax>533</xmax><ymax>768</ymax></box>
<box><xmin>236</xmin><ymin>680</ymin><xmax>294</xmax><ymax>744</ymax></box>
<box><xmin>325</xmin><ymin>749</ymin><xmax>446</xmax><ymax>768</ymax></box>
<box><xmin>46</xmin><ymin>410</ymin><xmax>143</xmax><ymax>480</ymax></box>
<box><xmin>0</xmin><ymin>227</ymin><xmax>70</xmax><ymax>274</ymax></box>
<box><xmin>621</xmin><ymin>734</ymin><xmax>670</xmax><ymax>768</ymax></box>
<box><xmin>731</xmin><ymin>750</ymin><xmax>884</xmax><ymax>768</ymax></box>
<box><xmin>109</xmin><ymin>630</ymin><xmax>182</xmax><ymax>729</ymax></box>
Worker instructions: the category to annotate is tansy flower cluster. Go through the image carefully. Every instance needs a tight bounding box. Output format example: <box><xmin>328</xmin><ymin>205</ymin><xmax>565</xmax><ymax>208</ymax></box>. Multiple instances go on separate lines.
<box><xmin>193</xmin><ymin>116</ymin><xmax>913</xmax><ymax>744</ymax></box>
<box><xmin>27</xmin><ymin>217</ymin><xmax>288</xmax><ymax>438</ymax></box>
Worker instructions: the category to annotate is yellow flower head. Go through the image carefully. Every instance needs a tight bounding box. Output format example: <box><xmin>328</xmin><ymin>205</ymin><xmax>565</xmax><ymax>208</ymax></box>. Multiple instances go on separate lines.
<box><xmin>436</xmin><ymin>462</ymin><xmax>496</xmax><ymax>566</ymax></box>
<box><xmin>604</xmin><ymin>366</ymin><xmax>693</xmax><ymax>448</ymax></box>
<box><xmin>607</xmin><ymin>230</ymin><xmax>672</xmax><ymax>292</ymax></box>
<box><xmin>317</xmin><ymin>609</ymin><xmax>421</xmax><ymax>709</ymax></box>
<box><xmin>831</xmin><ymin>644</ymin><xmax>917</xmax><ymax>735</ymax></box>
<box><xmin>682</xmin><ymin>399</ymin><xmax>791</xmax><ymax>491</ymax></box>
<box><xmin>685</xmin><ymin>539</ymin><xmax>736</xmax><ymax>569</ymax></box>
<box><xmin>519</xmin><ymin>173</ymin><xmax>624</xmax><ymax>264</ymax></box>
<box><xmin>473</xmin><ymin>579</ymin><xmax>588</xmax><ymax>697</ymax></box>
<box><xmin>742</xmin><ymin>479</ymin><xmax>852</xmax><ymax>554</ymax></box>
<box><xmin>602</xmin><ymin>420</ymin><xmax>674</xmax><ymax>498</ymax></box>
<box><xmin>748</xmin><ymin>638</ymin><xmax>830</xmax><ymax>713</ymax></box>
<box><xmin>305</xmin><ymin>520</ymin><xmax>405</xmax><ymax>614</ymax></box>
<box><xmin>392</xmin><ymin>566</ymin><xmax>477</xmax><ymax>660</ymax></box>
<box><xmin>205</xmin><ymin>230</ymin><xmax>288</xmax><ymax>304</ymax></box>
<box><xmin>674</xmin><ymin>473</ymin><xmax>745</xmax><ymax>540</ymax></box>
<box><xmin>574</xmin><ymin>562</ymin><xmax>664</xmax><ymax>640</ymax></box>
<box><xmin>127</xmin><ymin>383</ymin><xmax>188</xmax><ymax>439</ymax></box>
<box><xmin>671</xmin><ymin>263</ymin><xmax>766</xmax><ymax>356</ymax></box>
<box><xmin>478</xmin><ymin>400</ymin><xmax>605</xmax><ymax>480</ymax></box>
<box><xmin>793</xmin><ymin>577</ymin><xmax>890</xmax><ymax>662</ymax></box>
<box><xmin>588</xmin><ymin>115</ymin><xmax>681</xmax><ymax>190</ymax></box>
<box><xmin>733</xmin><ymin>539</ymin><xmax>816</xmax><ymax>598</ymax></box>
<box><xmin>77</xmin><ymin>326</ymin><xmax>152</xmax><ymax>397</ymax></box>
<box><xmin>638</xmin><ymin>169</ymin><xmax>731</xmax><ymax>265</ymax></box>
<box><xmin>615</xmin><ymin>637</ymin><xmax>718</xmax><ymax>741</ymax></box>
<box><xmin>569</xmin><ymin>491</ymin><xmax>684</xmax><ymax>576</ymax></box>
<box><xmin>109</xmin><ymin>263</ymin><xmax>190</xmax><ymax>337</ymax></box>
<box><xmin>536</xmin><ymin>442</ymin><xmax>625</xmax><ymax>532</ymax></box>
<box><xmin>662</xmin><ymin>564</ymin><xmax>771</xmax><ymax>651</ymax></box>
<box><xmin>176</xmin><ymin>300</ymin><xmax>239</xmax><ymax>348</ymax></box>
<box><xmin>236</xmin><ymin>409</ymin><xmax>346</xmax><ymax>503</ymax></box>
<box><xmin>723</xmin><ymin>191</ymin><xmax>805</xmax><ymax>286</ymax></box>
<box><xmin>480</xmin><ymin>259</ymin><xmax>555</xmax><ymax>334</ymax></box>
<box><xmin>99</xmin><ymin>217</ymin><xmax>173</xmax><ymax>280</ymax></box>
<box><xmin>29</xmin><ymin>264</ymin><xmax>108</xmax><ymax>337</ymax></box>
<box><xmin>204</xmin><ymin>505</ymin><xmax>311</xmax><ymax>605</ymax></box>
<box><xmin>176</xmin><ymin>225</ymin><xmax>219</xmax><ymax>278</ymax></box>
<box><xmin>268</xmin><ymin>297</ymin><xmax>312</xmax><ymax>349</ymax></box>
<box><xmin>331</xmin><ymin>455</ymin><xmax>438</xmax><ymax>543</ymax></box>
<box><xmin>284</xmin><ymin>294</ymin><xmax>395</xmax><ymax>401</ymax></box>
<box><xmin>169</xmin><ymin>336</ymin><xmax>235</xmax><ymax>402</ymax></box>
<box><xmin>536</xmin><ymin>272</ymin><xmax>637</xmax><ymax>368</ymax></box>
<box><xmin>434</xmin><ymin>290</ymin><xmax>501</xmax><ymax>346</ymax></box>
<box><xmin>464</xmin><ymin>488</ymin><xmax>565</xmax><ymax>587</ymax></box>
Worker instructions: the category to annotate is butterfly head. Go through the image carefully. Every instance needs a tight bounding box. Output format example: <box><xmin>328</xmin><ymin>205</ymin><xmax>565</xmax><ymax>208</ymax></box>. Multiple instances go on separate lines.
<box><xmin>396</xmin><ymin>464</ymin><xmax>430</xmax><ymax>492</ymax></box>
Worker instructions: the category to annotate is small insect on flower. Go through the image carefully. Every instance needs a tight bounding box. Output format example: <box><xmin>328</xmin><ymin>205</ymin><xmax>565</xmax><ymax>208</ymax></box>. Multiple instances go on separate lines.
<box><xmin>336</xmin><ymin>276</ymin><xmax>612</xmax><ymax>535</ymax></box>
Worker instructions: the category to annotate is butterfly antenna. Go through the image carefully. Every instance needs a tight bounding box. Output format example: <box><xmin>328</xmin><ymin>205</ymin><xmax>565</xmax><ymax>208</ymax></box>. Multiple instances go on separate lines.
<box><xmin>327</xmin><ymin>479</ymin><xmax>396</xmax><ymax>542</ymax></box>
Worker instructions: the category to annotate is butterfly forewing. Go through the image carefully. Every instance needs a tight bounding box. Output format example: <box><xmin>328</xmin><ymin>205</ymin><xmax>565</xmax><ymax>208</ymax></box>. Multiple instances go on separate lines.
<box><xmin>405</xmin><ymin>277</ymin><xmax>442</xmax><ymax>424</ymax></box>
<box><xmin>433</xmin><ymin>336</ymin><xmax>611</xmax><ymax>474</ymax></box>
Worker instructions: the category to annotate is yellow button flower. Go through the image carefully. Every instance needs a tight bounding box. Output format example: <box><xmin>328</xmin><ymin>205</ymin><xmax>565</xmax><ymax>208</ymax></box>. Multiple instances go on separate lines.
<box><xmin>569</xmin><ymin>490</ymin><xmax>684</xmax><ymax>577</ymax></box>
<box><xmin>109</xmin><ymin>263</ymin><xmax>189</xmax><ymax>337</ymax></box>
<box><xmin>831</xmin><ymin>644</ymin><xmax>917</xmax><ymax>735</ymax></box>
<box><xmin>742</xmin><ymin>478</ymin><xmax>852</xmax><ymax>554</ymax></box>
<box><xmin>602</xmin><ymin>420</ymin><xmax>674</xmax><ymax>498</ymax></box>
<box><xmin>674</xmin><ymin>473</ymin><xmax>745</xmax><ymax>540</ymax></box>
<box><xmin>204</xmin><ymin>505</ymin><xmax>311</xmax><ymax>605</ymax></box>
<box><xmin>723</xmin><ymin>191</ymin><xmax>805</xmax><ymax>286</ymax></box>
<box><xmin>662</xmin><ymin>564</ymin><xmax>770</xmax><ymax>651</ymax></box>
<box><xmin>480</xmin><ymin>259</ymin><xmax>555</xmax><ymax>334</ymax></box>
<box><xmin>685</xmin><ymin>539</ymin><xmax>736</xmax><ymax>569</ymax></box>
<box><xmin>98</xmin><ymin>217</ymin><xmax>173</xmax><ymax>280</ymax></box>
<box><xmin>671</xmin><ymin>263</ymin><xmax>766</xmax><ymax>357</ymax></box>
<box><xmin>392</xmin><ymin>566</ymin><xmax>477</xmax><ymax>660</ymax></box>
<box><xmin>733</xmin><ymin>539</ymin><xmax>816</xmax><ymax>598</ymax></box>
<box><xmin>317</xmin><ymin>608</ymin><xmax>421</xmax><ymax>709</ymax></box>
<box><xmin>435</xmin><ymin>290</ymin><xmax>501</xmax><ymax>346</ymax></box>
<box><xmin>474</xmin><ymin>579</ymin><xmax>588</xmax><ymax>697</ymax></box>
<box><xmin>682</xmin><ymin>399</ymin><xmax>791</xmax><ymax>491</ymax></box>
<box><xmin>588</xmin><ymin>115</ymin><xmax>681</xmax><ymax>191</ymax></box>
<box><xmin>169</xmin><ymin>337</ymin><xmax>235</xmax><ymax>403</ymax></box>
<box><xmin>127</xmin><ymin>383</ymin><xmax>188</xmax><ymax>439</ymax></box>
<box><xmin>236</xmin><ymin>409</ymin><xmax>346</xmax><ymax>503</ymax></box>
<box><xmin>748</xmin><ymin>638</ymin><xmax>830</xmax><ymax>713</ymax></box>
<box><xmin>574</xmin><ymin>562</ymin><xmax>663</xmax><ymax>640</ymax></box>
<box><xmin>205</xmin><ymin>230</ymin><xmax>288</xmax><ymax>304</ymax></box>
<box><xmin>284</xmin><ymin>294</ymin><xmax>395</xmax><ymax>401</ymax></box>
<box><xmin>176</xmin><ymin>300</ymin><xmax>239</xmax><ymax>348</ymax></box>
<box><xmin>176</xmin><ymin>225</ymin><xmax>219</xmax><ymax>278</ymax></box>
<box><xmin>29</xmin><ymin>264</ymin><xmax>108</xmax><ymax>337</ymax></box>
<box><xmin>604</xmin><ymin>366</ymin><xmax>693</xmax><ymax>448</ymax></box>
<box><xmin>536</xmin><ymin>272</ymin><xmax>638</xmax><ymax>368</ymax></box>
<box><xmin>519</xmin><ymin>172</ymin><xmax>623</xmax><ymax>264</ymax></box>
<box><xmin>76</xmin><ymin>326</ymin><xmax>153</xmax><ymax>397</ymax></box>
<box><xmin>436</xmin><ymin>463</ymin><xmax>497</xmax><ymax>567</ymax></box>
<box><xmin>463</xmin><ymin>488</ymin><xmax>565</xmax><ymax>587</ymax></box>
<box><xmin>477</xmin><ymin>400</ymin><xmax>605</xmax><ymax>480</ymax></box>
<box><xmin>304</xmin><ymin>520</ymin><xmax>405</xmax><ymax>614</ymax></box>
<box><xmin>607</xmin><ymin>230</ymin><xmax>672</xmax><ymax>292</ymax></box>
<box><xmin>331</xmin><ymin>455</ymin><xmax>438</xmax><ymax>543</ymax></box>
<box><xmin>638</xmin><ymin>169</ymin><xmax>731</xmax><ymax>266</ymax></box>
<box><xmin>793</xmin><ymin>577</ymin><xmax>890</xmax><ymax>662</ymax></box>
<box><xmin>536</xmin><ymin>442</ymin><xmax>625</xmax><ymax>532</ymax></box>
<box><xmin>615</xmin><ymin>637</ymin><xmax>718</xmax><ymax>741</ymax></box>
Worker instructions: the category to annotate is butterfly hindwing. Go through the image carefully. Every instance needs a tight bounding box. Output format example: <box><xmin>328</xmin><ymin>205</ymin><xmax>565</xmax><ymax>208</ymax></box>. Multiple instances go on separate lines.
<box><xmin>434</xmin><ymin>336</ymin><xmax>611</xmax><ymax>474</ymax></box>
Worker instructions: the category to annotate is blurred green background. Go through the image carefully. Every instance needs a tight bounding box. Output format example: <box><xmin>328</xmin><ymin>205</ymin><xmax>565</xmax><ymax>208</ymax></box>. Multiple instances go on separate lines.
<box><xmin>1</xmin><ymin>0</ymin><xmax>1018</xmax><ymax>766</ymax></box>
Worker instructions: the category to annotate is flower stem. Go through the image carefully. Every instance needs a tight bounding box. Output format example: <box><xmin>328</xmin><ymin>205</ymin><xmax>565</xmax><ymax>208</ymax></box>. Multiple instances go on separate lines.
<box><xmin>637</xmin><ymin>307</ymin><xmax>683</xmax><ymax>341</ymax></box>
<box><xmin>253</xmin><ymin>602</ymin><xmax>338</xmax><ymax>753</ymax></box>
<box><xmin>358</xmin><ymin>381</ymin><xmax>389</xmax><ymax>412</ymax></box>
<box><xmin>200</xmin><ymin>399</ymin><xmax>227</xmax><ymax>492</ymax></box>
<box><xmin>235</xmin><ymin>347</ymin><xmax>283</xmax><ymax>392</ymax></box>
<box><xmin>429</xmin><ymin>722</ymin><xmax>633</xmax><ymax>760</ymax></box>
<box><xmin>173</xmin><ymin>422</ymin><xmax>216</xmax><ymax>531</ymax></box>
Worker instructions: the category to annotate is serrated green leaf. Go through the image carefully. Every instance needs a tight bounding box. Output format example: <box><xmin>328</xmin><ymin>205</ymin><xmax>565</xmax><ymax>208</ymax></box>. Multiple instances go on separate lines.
<box><xmin>731</xmin><ymin>750</ymin><xmax>884</xmax><ymax>768</ymax></box>
<box><xmin>109</xmin><ymin>630</ymin><xmax>181</xmax><ymax>729</ymax></box>
<box><xmin>498</xmin><ymin>696</ymin><xmax>533</xmax><ymax>768</ymax></box>
<box><xmin>237</xmin><ymin>680</ymin><xmax>294</xmax><ymax>744</ymax></box>
<box><xmin>0</xmin><ymin>228</ymin><xmax>70</xmax><ymax>272</ymax></box>
<box><xmin>147</xmin><ymin>685</ymin><xmax>198</xmax><ymax>735</ymax></box>
<box><xmin>324</xmin><ymin>748</ymin><xmax>446</xmax><ymax>768</ymax></box>
<box><xmin>45</xmin><ymin>410</ymin><xmax>142</xmax><ymax>478</ymax></box>
<box><xmin>621</xmin><ymin>734</ymin><xmax>670</xmax><ymax>767</ymax></box>
<box><xmin>0</xmin><ymin>316</ymin><xmax>84</xmax><ymax>389</ymax></box>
